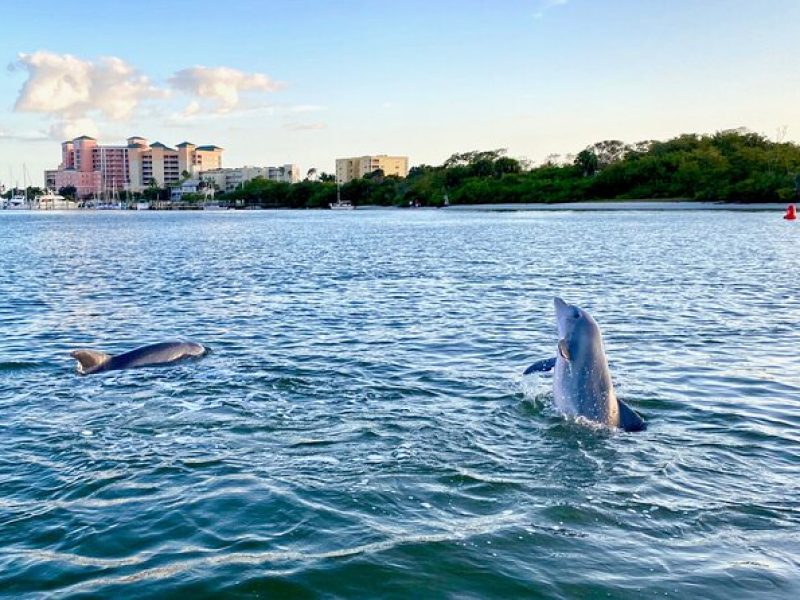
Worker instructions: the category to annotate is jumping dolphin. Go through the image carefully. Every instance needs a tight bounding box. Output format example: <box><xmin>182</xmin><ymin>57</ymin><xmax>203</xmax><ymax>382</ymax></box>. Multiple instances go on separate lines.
<box><xmin>71</xmin><ymin>341</ymin><xmax>208</xmax><ymax>375</ymax></box>
<box><xmin>524</xmin><ymin>298</ymin><xmax>646</xmax><ymax>432</ymax></box>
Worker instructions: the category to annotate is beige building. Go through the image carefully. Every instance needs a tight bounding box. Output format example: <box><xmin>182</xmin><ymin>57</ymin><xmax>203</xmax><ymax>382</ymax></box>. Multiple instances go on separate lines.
<box><xmin>200</xmin><ymin>164</ymin><xmax>299</xmax><ymax>192</ymax></box>
<box><xmin>335</xmin><ymin>155</ymin><xmax>408</xmax><ymax>184</ymax></box>
<box><xmin>128</xmin><ymin>138</ymin><xmax>223</xmax><ymax>190</ymax></box>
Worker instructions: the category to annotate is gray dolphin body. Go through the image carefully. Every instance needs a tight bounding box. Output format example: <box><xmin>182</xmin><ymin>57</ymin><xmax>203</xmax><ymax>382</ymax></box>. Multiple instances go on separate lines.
<box><xmin>71</xmin><ymin>341</ymin><xmax>207</xmax><ymax>375</ymax></box>
<box><xmin>524</xmin><ymin>298</ymin><xmax>646</xmax><ymax>432</ymax></box>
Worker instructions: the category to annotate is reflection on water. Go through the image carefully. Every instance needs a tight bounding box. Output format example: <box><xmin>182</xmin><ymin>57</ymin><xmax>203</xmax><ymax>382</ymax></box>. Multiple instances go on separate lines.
<box><xmin>0</xmin><ymin>210</ymin><xmax>798</xmax><ymax>598</ymax></box>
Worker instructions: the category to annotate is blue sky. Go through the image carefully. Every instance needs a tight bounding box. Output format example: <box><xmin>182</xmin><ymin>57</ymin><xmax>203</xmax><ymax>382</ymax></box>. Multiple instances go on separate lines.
<box><xmin>1</xmin><ymin>0</ymin><xmax>799</xmax><ymax>186</ymax></box>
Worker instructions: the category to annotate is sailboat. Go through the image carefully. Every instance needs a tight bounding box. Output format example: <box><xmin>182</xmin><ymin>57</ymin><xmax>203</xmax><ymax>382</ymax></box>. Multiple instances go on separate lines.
<box><xmin>95</xmin><ymin>182</ymin><xmax>123</xmax><ymax>210</ymax></box>
<box><xmin>6</xmin><ymin>165</ymin><xmax>31</xmax><ymax>210</ymax></box>
<box><xmin>329</xmin><ymin>182</ymin><xmax>354</xmax><ymax>210</ymax></box>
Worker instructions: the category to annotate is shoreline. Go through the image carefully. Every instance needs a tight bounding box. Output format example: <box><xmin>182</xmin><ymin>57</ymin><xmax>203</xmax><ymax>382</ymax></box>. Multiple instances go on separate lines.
<box><xmin>438</xmin><ymin>200</ymin><xmax>790</xmax><ymax>212</ymax></box>
<box><xmin>0</xmin><ymin>200</ymin><xmax>791</xmax><ymax>214</ymax></box>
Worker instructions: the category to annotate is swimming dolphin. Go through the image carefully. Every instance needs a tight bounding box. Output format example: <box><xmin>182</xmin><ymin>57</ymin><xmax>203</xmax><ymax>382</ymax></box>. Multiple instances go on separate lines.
<box><xmin>524</xmin><ymin>298</ymin><xmax>646</xmax><ymax>432</ymax></box>
<box><xmin>71</xmin><ymin>341</ymin><xmax>208</xmax><ymax>375</ymax></box>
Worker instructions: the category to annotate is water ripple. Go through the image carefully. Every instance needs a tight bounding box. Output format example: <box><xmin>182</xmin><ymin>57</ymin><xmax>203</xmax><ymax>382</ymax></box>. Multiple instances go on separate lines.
<box><xmin>0</xmin><ymin>210</ymin><xmax>798</xmax><ymax>598</ymax></box>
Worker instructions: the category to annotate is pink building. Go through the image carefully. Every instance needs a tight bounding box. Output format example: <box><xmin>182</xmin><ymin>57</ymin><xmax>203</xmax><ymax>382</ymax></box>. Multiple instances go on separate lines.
<box><xmin>46</xmin><ymin>136</ymin><xmax>105</xmax><ymax>197</ymax></box>
<box><xmin>51</xmin><ymin>170</ymin><xmax>103</xmax><ymax>198</ymax></box>
<box><xmin>45</xmin><ymin>135</ymin><xmax>224</xmax><ymax>197</ymax></box>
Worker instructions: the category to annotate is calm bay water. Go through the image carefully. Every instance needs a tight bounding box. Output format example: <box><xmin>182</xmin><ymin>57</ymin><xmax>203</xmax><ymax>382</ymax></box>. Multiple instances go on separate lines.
<box><xmin>0</xmin><ymin>209</ymin><xmax>798</xmax><ymax>598</ymax></box>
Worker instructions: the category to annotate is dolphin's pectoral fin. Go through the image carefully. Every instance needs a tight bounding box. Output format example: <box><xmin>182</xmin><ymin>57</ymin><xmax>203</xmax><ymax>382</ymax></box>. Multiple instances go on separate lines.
<box><xmin>617</xmin><ymin>399</ymin><xmax>647</xmax><ymax>432</ymax></box>
<box><xmin>70</xmin><ymin>350</ymin><xmax>111</xmax><ymax>375</ymax></box>
<box><xmin>558</xmin><ymin>339</ymin><xmax>571</xmax><ymax>361</ymax></box>
<box><xmin>523</xmin><ymin>357</ymin><xmax>556</xmax><ymax>375</ymax></box>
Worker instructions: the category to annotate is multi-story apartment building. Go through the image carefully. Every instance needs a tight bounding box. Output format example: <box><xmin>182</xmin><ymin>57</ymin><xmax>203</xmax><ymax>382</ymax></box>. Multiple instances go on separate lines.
<box><xmin>335</xmin><ymin>155</ymin><xmax>408</xmax><ymax>184</ymax></box>
<box><xmin>199</xmin><ymin>164</ymin><xmax>299</xmax><ymax>192</ymax></box>
<box><xmin>45</xmin><ymin>135</ymin><xmax>224</xmax><ymax>197</ymax></box>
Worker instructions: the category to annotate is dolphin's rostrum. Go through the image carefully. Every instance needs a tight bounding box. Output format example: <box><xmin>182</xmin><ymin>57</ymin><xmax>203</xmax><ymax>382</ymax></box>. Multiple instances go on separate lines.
<box><xmin>71</xmin><ymin>341</ymin><xmax>208</xmax><ymax>375</ymax></box>
<box><xmin>524</xmin><ymin>297</ymin><xmax>646</xmax><ymax>432</ymax></box>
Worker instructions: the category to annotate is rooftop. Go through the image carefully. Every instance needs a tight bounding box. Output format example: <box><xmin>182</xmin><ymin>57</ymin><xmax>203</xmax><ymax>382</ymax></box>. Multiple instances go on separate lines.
<box><xmin>196</xmin><ymin>145</ymin><xmax>223</xmax><ymax>151</ymax></box>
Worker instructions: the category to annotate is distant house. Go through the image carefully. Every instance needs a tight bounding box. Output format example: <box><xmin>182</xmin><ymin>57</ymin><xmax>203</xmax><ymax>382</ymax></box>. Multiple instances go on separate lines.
<box><xmin>170</xmin><ymin>178</ymin><xmax>203</xmax><ymax>201</ymax></box>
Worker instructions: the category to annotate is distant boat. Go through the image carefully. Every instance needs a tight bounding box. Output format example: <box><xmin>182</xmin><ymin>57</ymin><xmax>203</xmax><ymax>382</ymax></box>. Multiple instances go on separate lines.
<box><xmin>135</xmin><ymin>201</ymin><xmax>150</xmax><ymax>211</ymax></box>
<box><xmin>203</xmin><ymin>202</ymin><xmax>228</xmax><ymax>211</ymax></box>
<box><xmin>329</xmin><ymin>200</ymin><xmax>354</xmax><ymax>210</ymax></box>
<box><xmin>94</xmin><ymin>183</ymin><xmax>124</xmax><ymax>210</ymax></box>
<box><xmin>4</xmin><ymin>164</ymin><xmax>31</xmax><ymax>209</ymax></box>
<box><xmin>329</xmin><ymin>183</ymin><xmax>354</xmax><ymax>210</ymax></box>
<box><xmin>35</xmin><ymin>189</ymin><xmax>76</xmax><ymax>210</ymax></box>
<box><xmin>94</xmin><ymin>202</ymin><xmax>123</xmax><ymax>210</ymax></box>
<box><xmin>4</xmin><ymin>193</ymin><xmax>30</xmax><ymax>210</ymax></box>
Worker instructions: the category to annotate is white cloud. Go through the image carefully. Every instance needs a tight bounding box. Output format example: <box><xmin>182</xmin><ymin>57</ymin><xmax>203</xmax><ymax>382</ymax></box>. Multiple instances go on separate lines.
<box><xmin>168</xmin><ymin>66</ymin><xmax>284</xmax><ymax>114</ymax></box>
<box><xmin>48</xmin><ymin>118</ymin><xmax>99</xmax><ymax>141</ymax></box>
<box><xmin>12</xmin><ymin>51</ymin><xmax>159</xmax><ymax>138</ymax></box>
<box><xmin>11</xmin><ymin>52</ymin><xmax>295</xmax><ymax>140</ymax></box>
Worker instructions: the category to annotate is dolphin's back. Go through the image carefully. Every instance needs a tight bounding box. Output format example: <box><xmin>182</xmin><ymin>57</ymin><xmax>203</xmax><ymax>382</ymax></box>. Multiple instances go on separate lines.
<box><xmin>72</xmin><ymin>341</ymin><xmax>207</xmax><ymax>374</ymax></box>
<box><xmin>108</xmin><ymin>342</ymin><xmax>206</xmax><ymax>370</ymax></box>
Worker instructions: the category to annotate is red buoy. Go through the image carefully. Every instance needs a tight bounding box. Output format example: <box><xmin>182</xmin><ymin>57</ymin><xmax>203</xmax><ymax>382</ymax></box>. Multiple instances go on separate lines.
<box><xmin>784</xmin><ymin>204</ymin><xmax>797</xmax><ymax>220</ymax></box>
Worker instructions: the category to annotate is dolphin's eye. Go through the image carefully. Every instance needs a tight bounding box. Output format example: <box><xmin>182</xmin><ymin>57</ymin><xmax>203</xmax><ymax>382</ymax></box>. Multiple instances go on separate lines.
<box><xmin>572</xmin><ymin>308</ymin><xmax>581</xmax><ymax>319</ymax></box>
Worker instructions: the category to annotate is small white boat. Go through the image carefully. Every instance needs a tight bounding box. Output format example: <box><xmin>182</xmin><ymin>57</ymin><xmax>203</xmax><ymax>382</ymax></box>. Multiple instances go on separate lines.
<box><xmin>329</xmin><ymin>200</ymin><xmax>354</xmax><ymax>210</ymax></box>
<box><xmin>4</xmin><ymin>194</ymin><xmax>30</xmax><ymax>210</ymax></box>
<box><xmin>94</xmin><ymin>202</ymin><xmax>123</xmax><ymax>210</ymax></box>
<box><xmin>35</xmin><ymin>190</ymin><xmax>76</xmax><ymax>210</ymax></box>
<box><xmin>203</xmin><ymin>202</ymin><xmax>228</xmax><ymax>211</ymax></box>
<box><xmin>135</xmin><ymin>202</ymin><xmax>150</xmax><ymax>211</ymax></box>
<box><xmin>329</xmin><ymin>184</ymin><xmax>355</xmax><ymax>210</ymax></box>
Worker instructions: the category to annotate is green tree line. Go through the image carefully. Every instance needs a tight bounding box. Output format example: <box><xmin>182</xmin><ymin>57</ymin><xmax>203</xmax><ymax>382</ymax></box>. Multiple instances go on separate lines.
<box><xmin>67</xmin><ymin>129</ymin><xmax>795</xmax><ymax>208</ymax></box>
<box><xmin>218</xmin><ymin>129</ymin><xmax>800</xmax><ymax>208</ymax></box>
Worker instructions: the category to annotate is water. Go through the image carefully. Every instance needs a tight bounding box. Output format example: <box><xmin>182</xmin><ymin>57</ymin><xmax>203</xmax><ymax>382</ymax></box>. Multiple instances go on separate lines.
<box><xmin>1</xmin><ymin>209</ymin><xmax>798</xmax><ymax>598</ymax></box>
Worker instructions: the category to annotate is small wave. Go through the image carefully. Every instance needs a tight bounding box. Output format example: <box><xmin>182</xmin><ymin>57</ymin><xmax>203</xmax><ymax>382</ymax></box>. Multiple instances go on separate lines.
<box><xmin>22</xmin><ymin>511</ymin><xmax>524</xmax><ymax>594</ymax></box>
<box><xmin>0</xmin><ymin>361</ymin><xmax>42</xmax><ymax>372</ymax></box>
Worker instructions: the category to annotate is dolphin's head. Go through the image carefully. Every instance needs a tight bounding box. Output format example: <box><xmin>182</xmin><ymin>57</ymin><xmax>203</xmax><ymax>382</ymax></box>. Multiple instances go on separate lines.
<box><xmin>553</xmin><ymin>297</ymin><xmax>604</xmax><ymax>362</ymax></box>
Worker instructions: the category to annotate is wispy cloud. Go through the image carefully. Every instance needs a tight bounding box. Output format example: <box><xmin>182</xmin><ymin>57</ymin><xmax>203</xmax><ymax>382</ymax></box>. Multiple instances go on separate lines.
<box><xmin>534</xmin><ymin>0</ymin><xmax>568</xmax><ymax>19</ymax></box>
<box><xmin>0</xmin><ymin>128</ymin><xmax>50</xmax><ymax>142</ymax></box>
<box><xmin>168</xmin><ymin>66</ymin><xmax>284</xmax><ymax>114</ymax></box>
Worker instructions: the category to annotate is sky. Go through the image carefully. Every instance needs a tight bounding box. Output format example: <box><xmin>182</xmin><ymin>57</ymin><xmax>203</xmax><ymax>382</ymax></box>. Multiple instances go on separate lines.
<box><xmin>1</xmin><ymin>0</ymin><xmax>799</xmax><ymax>186</ymax></box>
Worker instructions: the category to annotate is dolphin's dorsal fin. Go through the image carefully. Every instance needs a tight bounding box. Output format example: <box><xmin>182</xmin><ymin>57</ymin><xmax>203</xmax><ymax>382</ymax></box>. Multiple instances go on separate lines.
<box><xmin>618</xmin><ymin>399</ymin><xmax>647</xmax><ymax>432</ymax></box>
<box><xmin>523</xmin><ymin>357</ymin><xmax>556</xmax><ymax>375</ymax></box>
<box><xmin>70</xmin><ymin>350</ymin><xmax>112</xmax><ymax>375</ymax></box>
